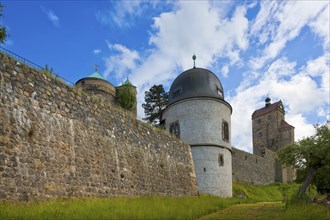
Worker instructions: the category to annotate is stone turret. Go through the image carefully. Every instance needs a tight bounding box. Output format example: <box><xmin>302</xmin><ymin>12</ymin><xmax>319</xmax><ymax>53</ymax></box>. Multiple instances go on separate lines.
<box><xmin>162</xmin><ymin>58</ymin><xmax>232</xmax><ymax>197</ymax></box>
<box><xmin>75</xmin><ymin>71</ymin><xmax>116</xmax><ymax>104</ymax></box>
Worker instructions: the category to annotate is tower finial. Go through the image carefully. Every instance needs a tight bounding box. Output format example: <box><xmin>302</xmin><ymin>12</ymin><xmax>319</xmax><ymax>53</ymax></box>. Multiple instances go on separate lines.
<box><xmin>265</xmin><ymin>96</ymin><xmax>271</xmax><ymax>107</ymax></box>
<box><xmin>192</xmin><ymin>54</ymin><xmax>196</xmax><ymax>68</ymax></box>
<box><xmin>94</xmin><ymin>64</ymin><xmax>99</xmax><ymax>72</ymax></box>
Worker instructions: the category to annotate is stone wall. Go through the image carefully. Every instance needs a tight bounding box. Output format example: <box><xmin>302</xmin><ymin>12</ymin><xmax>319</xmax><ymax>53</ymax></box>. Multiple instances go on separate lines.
<box><xmin>0</xmin><ymin>53</ymin><xmax>198</xmax><ymax>201</ymax></box>
<box><xmin>232</xmin><ymin>147</ymin><xmax>276</xmax><ymax>185</ymax></box>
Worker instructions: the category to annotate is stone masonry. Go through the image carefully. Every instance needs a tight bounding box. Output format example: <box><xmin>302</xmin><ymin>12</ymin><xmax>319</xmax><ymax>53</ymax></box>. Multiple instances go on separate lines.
<box><xmin>232</xmin><ymin>147</ymin><xmax>276</xmax><ymax>185</ymax></box>
<box><xmin>0</xmin><ymin>53</ymin><xmax>198</xmax><ymax>201</ymax></box>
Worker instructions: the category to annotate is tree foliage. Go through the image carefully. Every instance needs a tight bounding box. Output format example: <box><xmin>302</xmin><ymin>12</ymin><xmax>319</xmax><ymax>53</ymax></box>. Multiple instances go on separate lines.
<box><xmin>116</xmin><ymin>85</ymin><xmax>136</xmax><ymax>111</ymax></box>
<box><xmin>142</xmin><ymin>84</ymin><xmax>168</xmax><ymax>124</ymax></box>
<box><xmin>277</xmin><ymin>121</ymin><xmax>330</xmax><ymax>196</ymax></box>
<box><xmin>0</xmin><ymin>4</ymin><xmax>7</xmax><ymax>44</ymax></box>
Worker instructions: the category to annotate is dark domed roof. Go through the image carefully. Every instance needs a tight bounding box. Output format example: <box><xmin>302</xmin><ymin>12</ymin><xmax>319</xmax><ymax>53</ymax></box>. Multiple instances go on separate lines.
<box><xmin>168</xmin><ymin>67</ymin><xmax>224</xmax><ymax>106</ymax></box>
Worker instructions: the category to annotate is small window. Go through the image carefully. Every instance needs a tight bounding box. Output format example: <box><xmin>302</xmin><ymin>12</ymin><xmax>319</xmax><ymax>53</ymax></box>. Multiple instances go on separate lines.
<box><xmin>203</xmin><ymin>167</ymin><xmax>206</xmax><ymax>172</ymax></box>
<box><xmin>268</xmin><ymin>115</ymin><xmax>272</xmax><ymax>120</ymax></box>
<box><xmin>261</xmin><ymin>148</ymin><xmax>265</xmax><ymax>156</ymax></box>
<box><xmin>222</xmin><ymin>121</ymin><xmax>229</xmax><ymax>142</ymax></box>
<box><xmin>169</xmin><ymin>121</ymin><xmax>180</xmax><ymax>138</ymax></box>
<box><xmin>172</xmin><ymin>88</ymin><xmax>182</xmax><ymax>98</ymax></box>
<box><xmin>217</xmin><ymin>87</ymin><xmax>223</xmax><ymax>97</ymax></box>
<box><xmin>245</xmin><ymin>155</ymin><xmax>248</xmax><ymax>160</ymax></box>
<box><xmin>218</xmin><ymin>154</ymin><xmax>224</xmax><ymax>166</ymax></box>
<box><xmin>256</xmin><ymin>119</ymin><xmax>262</xmax><ymax>124</ymax></box>
<box><xmin>256</xmin><ymin>159</ymin><xmax>258</xmax><ymax>163</ymax></box>
<box><xmin>258</xmin><ymin>132</ymin><xmax>262</xmax><ymax>137</ymax></box>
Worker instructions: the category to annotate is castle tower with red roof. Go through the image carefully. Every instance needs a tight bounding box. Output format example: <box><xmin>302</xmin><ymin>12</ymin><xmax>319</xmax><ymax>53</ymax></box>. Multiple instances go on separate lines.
<box><xmin>252</xmin><ymin>97</ymin><xmax>295</xmax><ymax>182</ymax></box>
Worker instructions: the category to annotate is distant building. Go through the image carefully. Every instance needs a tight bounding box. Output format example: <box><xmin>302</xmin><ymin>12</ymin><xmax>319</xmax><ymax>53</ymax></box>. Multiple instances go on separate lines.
<box><xmin>75</xmin><ymin>71</ymin><xmax>137</xmax><ymax>115</ymax></box>
<box><xmin>252</xmin><ymin>97</ymin><xmax>295</xmax><ymax>182</ymax></box>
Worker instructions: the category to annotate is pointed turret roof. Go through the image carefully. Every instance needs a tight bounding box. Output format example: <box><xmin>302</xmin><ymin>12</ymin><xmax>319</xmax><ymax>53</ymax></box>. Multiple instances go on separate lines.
<box><xmin>121</xmin><ymin>77</ymin><xmax>136</xmax><ymax>87</ymax></box>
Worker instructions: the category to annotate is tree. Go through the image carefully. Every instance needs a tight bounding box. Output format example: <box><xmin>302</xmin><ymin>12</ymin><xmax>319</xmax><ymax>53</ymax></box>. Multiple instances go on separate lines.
<box><xmin>116</xmin><ymin>85</ymin><xmax>136</xmax><ymax>112</ymax></box>
<box><xmin>277</xmin><ymin>121</ymin><xmax>330</xmax><ymax>197</ymax></box>
<box><xmin>0</xmin><ymin>4</ymin><xmax>7</xmax><ymax>44</ymax></box>
<box><xmin>142</xmin><ymin>84</ymin><xmax>168</xmax><ymax>125</ymax></box>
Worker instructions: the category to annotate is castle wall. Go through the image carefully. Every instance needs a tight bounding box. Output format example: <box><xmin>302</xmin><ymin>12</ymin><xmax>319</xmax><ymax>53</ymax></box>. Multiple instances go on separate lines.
<box><xmin>0</xmin><ymin>53</ymin><xmax>198</xmax><ymax>201</ymax></box>
<box><xmin>232</xmin><ymin>147</ymin><xmax>276</xmax><ymax>185</ymax></box>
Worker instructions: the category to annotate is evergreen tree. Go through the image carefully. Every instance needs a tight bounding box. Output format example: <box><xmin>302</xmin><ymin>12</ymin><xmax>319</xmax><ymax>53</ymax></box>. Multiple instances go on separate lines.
<box><xmin>142</xmin><ymin>84</ymin><xmax>168</xmax><ymax>125</ymax></box>
<box><xmin>0</xmin><ymin>4</ymin><xmax>7</xmax><ymax>44</ymax></box>
<box><xmin>116</xmin><ymin>85</ymin><xmax>136</xmax><ymax>111</ymax></box>
<box><xmin>277</xmin><ymin>121</ymin><xmax>330</xmax><ymax>196</ymax></box>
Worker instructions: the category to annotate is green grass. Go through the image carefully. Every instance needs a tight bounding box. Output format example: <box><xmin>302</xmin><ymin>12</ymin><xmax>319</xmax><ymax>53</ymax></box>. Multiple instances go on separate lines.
<box><xmin>0</xmin><ymin>183</ymin><xmax>326</xmax><ymax>220</ymax></box>
<box><xmin>284</xmin><ymin>204</ymin><xmax>330</xmax><ymax>220</ymax></box>
<box><xmin>199</xmin><ymin>202</ymin><xmax>286</xmax><ymax>220</ymax></box>
<box><xmin>0</xmin><ymin>196</ymin><xmax>245</xmax><ymax>220</ymax></box>
<box><xmin>199</xmin><ymin>202</ymin><xmax>330</xmax><ymax>220</ymax></box>
<box><xmin>233</xmin><ymin>182</ymin><xmax>300</xmax><ymax>202</ymax></box>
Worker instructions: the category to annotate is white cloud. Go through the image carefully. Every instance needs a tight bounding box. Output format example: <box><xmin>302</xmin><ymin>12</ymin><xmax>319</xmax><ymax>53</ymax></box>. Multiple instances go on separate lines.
<box><xmin>221</xmin><ymin>65</ymin><xmax>229</xmax><ymax>78</ymax></box>
<box><xmin>102</xmin><ymin>1</ymin><xmax>250</xmax><ymax>117</ymax></box>
<box><xmin>95</xmin><ymin>1</ymin><xmax>168</xmax><ymax>28</ymax></box>
<box><xmin>93</xmin><ymin>49</ymin><xmax>101</xmax><ymax>55</ymax></box>
<box><xmin>41</xmin><ymin>7</ymin><xmax>60</xmax><ymax>27</ymax></box>
<box><xmin>309</xmin><ymin>3</ymin><xmax>330</xmax><ymax>49</ymax></box>
<box><xmin>300</xmin><ymin>54</ymin><xmax>330</xmax><ymax>105</ymax></box>
<box><xmin>249</xmin><ymin>1</ymin><xmax>328</xmax><ymax>70</ymax></box>
<box><xmin>285</xmin><ymin>113</ymin><xmax>315</xmax><ymax>141</ymax></box>
<box><xmin>149</xmin><ymin>2</ymin><xmax>248</xmax><ymax>70</ymax></box>
<box><xmin>103</xmin><ymin>43</ymin><xmax>140</xmax><ymax>82</ymax></box>
<box><xmin>96</xmin><ymin>1</ymin><xmax>143</xmax><ymax>28</ymax></box>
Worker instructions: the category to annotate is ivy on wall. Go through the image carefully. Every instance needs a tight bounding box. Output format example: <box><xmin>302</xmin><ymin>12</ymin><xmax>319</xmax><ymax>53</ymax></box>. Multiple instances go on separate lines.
<box><xmin>116</xmin><ymin>85</ymin><xmax>136</xmax><ymax>111</ymax></box>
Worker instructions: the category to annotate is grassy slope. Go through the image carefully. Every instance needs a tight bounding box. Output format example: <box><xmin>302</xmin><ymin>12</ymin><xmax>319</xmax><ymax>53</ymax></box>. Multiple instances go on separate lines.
<box><xmin>0</xmin><ymin>183</ymin><xmax>328</xmax><ymax>220</ymax></box>
<box><xmin>198</xmin><ymin>202</ymin><xmax>285</xmax><ymax>220</ymax></box>
<box><xmin>199</xmin><ymin>202</ymin><xmax>330</xmax><ymax>220</ymax></box>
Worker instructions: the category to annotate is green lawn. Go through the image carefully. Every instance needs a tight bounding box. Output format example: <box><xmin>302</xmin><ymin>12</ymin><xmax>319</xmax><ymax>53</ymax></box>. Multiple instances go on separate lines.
<box><xmin>199</xmin><ymin>202</ymin><xmax>330</xmax><ymax>220</ymax></box>
<box><xmin>1</xmin><ymin>183</ymin><xmax>328</xmax><ymax>220</ymax></box>
<box><xmin>0</xmin><ymin>196</ymin><xmax>246</xmax><ymax>220</ymax></box>
<box><xmin>198</xmin><ymin>202</ymin><xmax>285</xmax><ymax>220</ymax></box>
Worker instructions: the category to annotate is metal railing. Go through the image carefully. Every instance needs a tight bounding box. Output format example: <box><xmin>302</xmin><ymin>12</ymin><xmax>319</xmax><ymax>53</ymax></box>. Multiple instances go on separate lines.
<box><xmin>0</xmin><ymin>46</ymin><xmax>74</xmax><ymax>86</ymax></box>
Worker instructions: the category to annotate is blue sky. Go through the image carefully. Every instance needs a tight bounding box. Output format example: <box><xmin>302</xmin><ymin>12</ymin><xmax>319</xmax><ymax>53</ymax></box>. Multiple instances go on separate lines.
<box><xmin>1</xmin><ymin>1</ymin><xmax>329</xmax><ymax>152</ymax></box>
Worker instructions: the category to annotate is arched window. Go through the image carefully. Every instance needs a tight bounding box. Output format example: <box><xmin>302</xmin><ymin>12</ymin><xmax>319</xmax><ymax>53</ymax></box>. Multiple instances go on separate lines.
<box><xmin>169</xmin><ymin>121</ymin><xmax>180</xmax><ymax>138</ymax></box>
<box><xmin>222</xmin><ymin>121</ymin><xmax>229</xmax><ymax>142</ymax></box>
<box><xmin>218</xmin><ymin>154</ymin><xmax>224</xmax><ymax>166</ymax></box>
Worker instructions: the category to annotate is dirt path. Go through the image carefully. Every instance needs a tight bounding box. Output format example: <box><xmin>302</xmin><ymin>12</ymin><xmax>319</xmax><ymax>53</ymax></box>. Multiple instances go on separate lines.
<box><xmin>198</xmin><ymin>202</ymin><xmax>285</xmax><ymax>220</ymax></box>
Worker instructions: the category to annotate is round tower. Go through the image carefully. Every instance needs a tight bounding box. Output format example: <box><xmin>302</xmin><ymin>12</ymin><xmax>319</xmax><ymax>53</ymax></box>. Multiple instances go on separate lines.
<box><xmin>162</xmin><ymin>64</ymin><xmax>232</xmax><ymax>197</ymax></box>
<box><xmin>75</xmin><ymin>71</ymin><xmax>116</xmax><ymax>104</ymax></box>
